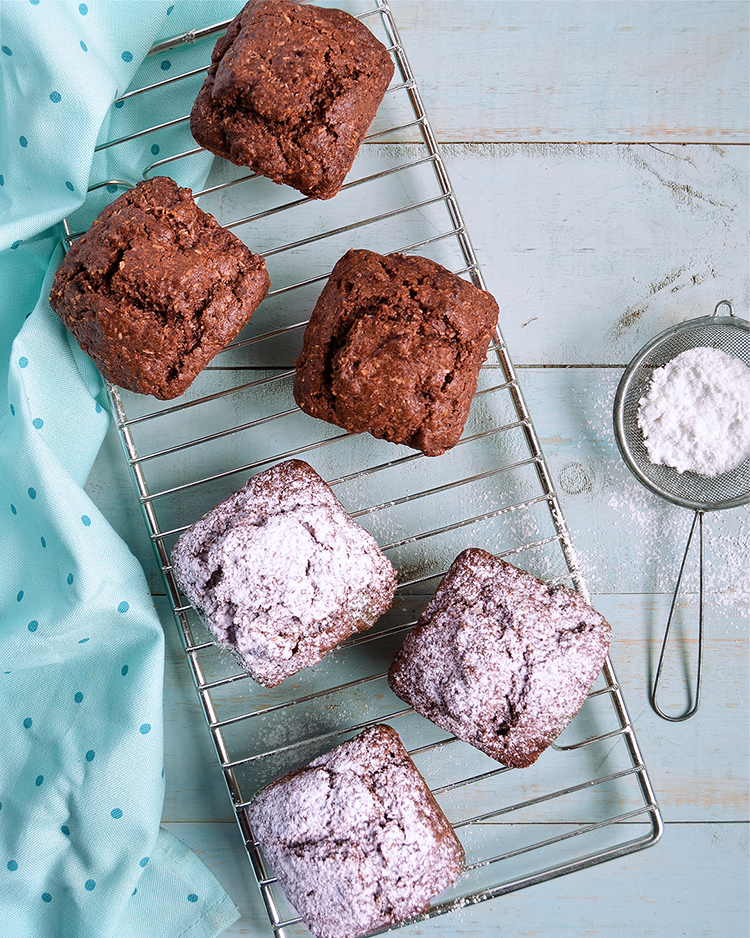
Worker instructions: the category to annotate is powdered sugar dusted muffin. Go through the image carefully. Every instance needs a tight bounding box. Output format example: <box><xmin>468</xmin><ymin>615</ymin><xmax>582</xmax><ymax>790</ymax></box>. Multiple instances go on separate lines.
<box><xmin>246</xmin><ymin>724</ymin><xmax>465</xmax><ymax>938</ymax></box>
<box><xmin>388</xmin><ymin>549</ymin><xmax>611</xmax><ymax>768</ymax></box>
<box><xmin>171</xmin><ymin>460</ymin><xmax>397</xmax><ymax>687</ymax></box>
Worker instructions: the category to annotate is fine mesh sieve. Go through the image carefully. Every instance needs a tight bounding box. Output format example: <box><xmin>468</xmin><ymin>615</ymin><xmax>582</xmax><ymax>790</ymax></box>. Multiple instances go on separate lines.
<box><xmin>613</xmin><ymin>300</ymin><xmax>750</xmax><ymax>721</ymax></box>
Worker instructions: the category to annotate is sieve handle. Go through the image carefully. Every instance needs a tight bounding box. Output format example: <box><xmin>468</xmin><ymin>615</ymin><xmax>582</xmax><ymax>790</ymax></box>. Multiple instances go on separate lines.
<box><xmin>713</xmin><ymin>299</ymin><xmax>735</xmax><ymax>318</ymax></box>
<box><xmin>651</xmin><ymin>510</ymin><xmax>704</xmax><ymax>722</ymax></box>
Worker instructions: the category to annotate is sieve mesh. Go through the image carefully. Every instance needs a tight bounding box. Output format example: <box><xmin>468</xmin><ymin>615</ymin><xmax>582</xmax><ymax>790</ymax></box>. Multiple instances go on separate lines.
<box><xmin>614</xmin><ymin>313</ymin><xmax>750</xmax><ymax>512</ymax></box>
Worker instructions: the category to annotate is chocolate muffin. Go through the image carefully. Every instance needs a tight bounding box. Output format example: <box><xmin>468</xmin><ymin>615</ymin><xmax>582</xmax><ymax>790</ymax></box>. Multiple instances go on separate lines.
<box><xmin>388</xmin><ymin>549</ymin><xmax>612</xmax><ymax>768</ymax></box>
<box><xmin>190</xmin><ymin>0</ymin><xmax>395</xmax><ymax>199</ymax></box>
<box><xmin>49</xmin><ymin>176</ymin><xmax>270</xmax><ymax>400</ymax></box>
<box><xmin>246</xmin><ymin>724</ymin><xmax>465</xmax><ymax>938</ymax></box>
<box><xmin>170</xmin><ymin>459</ymin><xmax>398</xmax><ymax>688</ymax></box>
<box><xmin>293</xmin><ymin>249</ymin><xmax>500</xmax><ymax>456</ymax></box>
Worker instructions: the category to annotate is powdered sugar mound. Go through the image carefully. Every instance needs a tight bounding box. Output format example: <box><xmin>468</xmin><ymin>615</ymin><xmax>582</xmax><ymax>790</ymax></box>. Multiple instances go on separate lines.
<box><xmin>637</xmin><ymin>346</ymin><xmax>750</xmax><ymax>476</ymax></box>
<box><xmin>171</xmin><ymin>460</ymin><xmax>397</xmax><ymax>687</ymax></box>
<box><xmin>388</xmin><ymin>549</ymin><xmax>611</xmax><ymax>768</ymax></box>
<box><xmin>247</xmin><ymin>725</ymin><xmax>464</xmax><ymax>938</ymax></box>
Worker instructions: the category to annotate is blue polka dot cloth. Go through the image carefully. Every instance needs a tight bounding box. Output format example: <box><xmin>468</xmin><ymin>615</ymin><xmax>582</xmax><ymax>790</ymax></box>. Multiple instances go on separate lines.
<box><xmin>0</xmin><ymin>3</ymin><xmax>245</xmax><ymax>937</ymax></box>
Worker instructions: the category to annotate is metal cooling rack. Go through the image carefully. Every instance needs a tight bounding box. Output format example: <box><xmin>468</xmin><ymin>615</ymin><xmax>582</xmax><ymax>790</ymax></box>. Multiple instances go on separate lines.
<box><xmin>62</xmin><ymin>2</ymin><xmax>662</xmax><ymax>934</ymax></box>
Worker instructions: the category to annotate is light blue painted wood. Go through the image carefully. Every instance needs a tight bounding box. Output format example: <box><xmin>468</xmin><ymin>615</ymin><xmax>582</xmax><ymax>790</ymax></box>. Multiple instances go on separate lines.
<box><xmin>159</xmin><ymin>586</ymin><xmax>749</xmax><ymax>826</ymax></box>
<box><xmin>77</xmin><ymin>3</ymin><xmax>748</xmax><ymax>935</ymax></box>
<box><xmin>162</xmin><ymin>820</ymin><xmax>749</xmax><ymax>938</ymax></box>
<box><xmin>442</xmin><ymin>143</ymin><xmax>749</xmax><ymax>365</ymax></box>
<box><xmin>393</xmin><ymin>1</ymin><xmax>749</xmax><ymax>144</ymax></box>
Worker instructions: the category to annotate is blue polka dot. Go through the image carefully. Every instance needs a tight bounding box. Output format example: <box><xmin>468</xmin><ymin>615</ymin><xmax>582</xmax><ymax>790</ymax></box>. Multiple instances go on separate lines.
<box><xmin>85</xmin><ymin>750</ymin><xmax>95</xmax><ymax>762</ymax></box>
<box><xmin>11</xmin><ymin>240</ymin><xmax>22</xmax><ymax>250</ymax></box>
<box><xmin>61</xmin><ymin>825</ymin><xmax>70</xmax><ymax>836</ymax></box>
<box><xmin>114</xmin><ymin>101</ymin><xmax>124</xmax><ymax>109</ymax></box>
<box><xmin>167</xmin><ymin>5</ymin><xmax>174</xmax><ymax>13</ymax></box>
<box><xmin>19</xmin><ymin>357</ymin><xmax>28</xmax><ymax>368</ymax></box>
<box><xmin>74</xmin><ymin>692</ymin><xmax>83</xmax><ymax>703</ymax></box>
<box><xmin>32</xmin><ymin>418</ymin><xmax>43</xmax><ymax>429</ymax></box>
<box><xmin>49</xmin><ymin>92</ymin><xmax>61</xmax><ymax>103</ymax></box>
<box><xmin>0</xmin><ymin>802</ymin><xmax>3</xmax><ymax>810</ymax></box>
<box><xmin>78</xmin><ymin>3</ymin><xmax>88</xmax><ymax>13</ymax></box>
<box><xmin>139</xmin><ymin>857</ymin><xmax>149</xmax><ymax>868</ymax></box>
<box><xmin>28</xmin><ymin>620</ymin><xmax>38</xmax><ymax>632</ymax></box>
<box><xmin>150</xmin><ymin>144</ymin><xmax>160</xmax><ymax>155</ymax></box>
<box><xmin>95</xmin><ymin>402</ymin><xmax>102</xmax><ymax>413</ymax></box>
<box><xmin>121</xmin><ymin>665</ymin><xmax>129</xmax><ymax>676</ymax></box>
<box><xmin>35</xmin><ymin>775</ymin><xmax>44</xmax><ymax>787</ymax></box>
<box><xmin>78</xmin><ymin>638</ymin><xmax>89</xmax><ymax>644</ymax></box>
<box><xmin>67</xmin><ymin>573</ymin><xmax>74</xmax><ymax>585</ymax></box>
<box><xmin>122</xmin><ymin>51</ymin><xmax>133</xmax><ymax>63</ymax></box>
<box><xmin>111</xmin><ymin>808</ymin><xmax>123</xmax><ymax>819</ymax></box>
<box><xmin>9</xmin><ymin>403</ymin><xmax>14</xmax><ymax>414</ymax></box>
<box><xmin>106</xmin><ymin>184</ymin><xmax>119</xmax><ymax>193</ymax></box>
<box><xmin>40</xmin><ymin>537</ymin><xmax>46</xmax><ymax>548</ymax></box>
<box><xmin>84</xmin><ymin>879</ymin><xmax>95</xmax><ymax>891</ymax></box>
<box><xmin>7</xmin><ymin>861</ymin><xmax>18</xmax><ymax>872</ymax></box>
<box><xmin>11</xmin><ymin>504</ymin><xmax>17</xmax><ymax>514</ymax></box>
<box><xmin>2</xmin><ymin>46</ymin><xmax>11</xmax><ymax>56</ymax></box>
<box><xmin>160</xmin><ymin>60</ymin><xmax>171</xmax><ymax>71</ymax></box>
<box><xmin>28</xmin><ymin>487</ymin><xmax>36</xmax><ymax>498</ymax></box>
<box><xmin>81</xmin><ymin>515</ymin><xmax>91</xmax><ymax>527</ymax></box>
<box><xmin>16</xmin><ymin>591</ymin><xmax>23</xmax><ymax>602</ymax></box>
<box><xmin>132</xmin><ymin>887</ymin><xmax>137</xmax><ymax>896</ymax></box>
<box><xmin>139</xmin><ymin>724</ymin><xmax>151</xmax><ymax>735</ymax></box>
<box><xmin>29</xmin><ymin>0</ymin><xmax>40</xmax><ymax>5</ymax></box>
<box><xmin>188</xmin><ymin>894</ymin><xmax>198</xmax><ymax>903</ymax></box>
<box><xmin>80</xmin><ymin>40</ymin><xmax>88</xmax><ymax>52</ymax></box>
<box><xmin>23</xmin><ymin>717</ymin><xmax>32</xmax><ymax>728</ymax></box>
<box><xmin>66</xmin><ymin>181</ymin><xmax>75</xmax><ymax>191</ymax></box>
<box><xmin>42</xmin><ymin>893</ymin><xmax>52</xmax><ymax>903</ymax></box>
<box><xmin>19</xmin><ymin>136</ymin><xmax>27</xmax><ymax>148</ymax></box>
<box><xmin>118</xmin><ymin>601</ymin><xmax>129</xmax><ymax>614</ymax></box>
<box><xmin>0</xmin><ymin>175</ymin><xmax>4</xmax><ymax>186</ymax></box>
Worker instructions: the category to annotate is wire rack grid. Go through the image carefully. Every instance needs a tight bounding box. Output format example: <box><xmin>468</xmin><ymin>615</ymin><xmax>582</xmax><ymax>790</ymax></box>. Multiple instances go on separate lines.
<box><xmin>61</xmin><ymin>3</ymin><xmax>663</xmax><ymax>935</ymax></box>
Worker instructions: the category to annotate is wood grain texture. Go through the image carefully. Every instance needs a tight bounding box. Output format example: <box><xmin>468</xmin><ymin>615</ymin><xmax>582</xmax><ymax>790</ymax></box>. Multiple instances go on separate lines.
<box><xmin>443</xmin><ymin>142</ymin><xmax>749</xmax><ymax>365</ymax></box>
<box><xmin>162</xmin><ymin>820</ymin><xmax>749</xmax><ymax>938</ymax></box>
<box><xmin>393</xmin><ymin>1</ymin><xmax>749</xmax><ymax>143</ymax></box>
<box><xmin>158</xmin><ymin>585</ymin><xmax>748</xmax><ymax>827</ymax></box>
<box><xmin>78</xmin><ymin>3</ymin><xmax>749</xmax><ymax>935</ymax></box>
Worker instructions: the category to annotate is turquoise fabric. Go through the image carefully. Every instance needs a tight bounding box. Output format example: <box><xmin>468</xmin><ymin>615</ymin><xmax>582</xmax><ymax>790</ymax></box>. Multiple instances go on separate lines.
<box><xmin>0</xmin><ymin>2</ymin><xmax>244</xmax><ymax>936</ymax></box>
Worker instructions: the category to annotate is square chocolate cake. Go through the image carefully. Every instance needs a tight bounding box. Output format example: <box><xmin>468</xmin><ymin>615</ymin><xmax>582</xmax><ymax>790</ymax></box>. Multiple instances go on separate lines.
<box><xmin>190</xmin><ymin>0</ymin><xmax>395</xmax><ymax>199</ymax></box>
<box><xmin>247</xmin><ymin>724</ymin><xmax>465</xmax><ymax>938</ymax></box>
<box><xmin>388</xmin><ymin>549</ymin><xmax>612</xmax><ymax>768</ymax></box>
<box><xmin>293</xmin><ymin>249</ymin><xmax>500</xmax><ymax>456</ymax></box>
<box><xmin>170</xmin><ymin>459</ymin><xmax>397</xmax><ymax>687</ymax></box>
<box><xmin>49</xmin><ymin>176</ymin><xmax>269</xmax><ymax>400</ymax></box>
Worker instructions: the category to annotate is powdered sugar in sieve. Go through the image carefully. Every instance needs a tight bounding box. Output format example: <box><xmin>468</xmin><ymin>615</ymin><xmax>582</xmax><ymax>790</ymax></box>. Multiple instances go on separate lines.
<box><xmin>637</xmin><ymin>346</ymin><xmax>750</xmax><ymax>477</ymax></box>
<box><xmin>613</xmin><ymin>300</ymin><xmax>750</xmax><ymax>721</ymax></box>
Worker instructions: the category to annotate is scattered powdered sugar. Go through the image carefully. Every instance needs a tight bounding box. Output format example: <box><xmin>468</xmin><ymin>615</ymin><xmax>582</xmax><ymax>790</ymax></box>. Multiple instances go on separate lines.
<box><xmin>637</xmin><ymin>346</ymin><xmax>750</xmax><ymax>476</ymax></box>
<box><xmin>246</xmin><ymin>725</ymin><xmax>464</xmax><ymax>938</ymax></box>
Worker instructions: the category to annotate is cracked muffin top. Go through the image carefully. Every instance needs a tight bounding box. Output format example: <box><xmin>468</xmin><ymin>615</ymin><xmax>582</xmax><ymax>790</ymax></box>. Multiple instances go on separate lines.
<box><xmin>170</xmin><ymin>459</ymin><xmax>397</xmax><ymax>688</ymax></box>
<box><xmin>190</xmin><ymin>0</ymin><xmax>395</xmax><ymax>199</ymax></box>
<box><xmin>388</xmin><ymin>548</ymin><xmax>612</xmax><ymax>768</ymax></box>
<box><xmin>48</xmin><ymin>176</ymin><xmax>269</xmax><ymax>400</ymax></box>
<box><xmin>247</xmin><ymin>724</ymin><xmax>464</xmax><ymax>938</ymax></box>
<box><xmin>293</xmin><ymin>249</ymin><xmax>500</xmax><ymax>456</ymax></box>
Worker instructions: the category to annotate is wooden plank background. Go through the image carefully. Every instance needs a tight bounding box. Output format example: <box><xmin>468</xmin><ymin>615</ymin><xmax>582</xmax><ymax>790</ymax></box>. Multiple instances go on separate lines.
<box><xmin>84</xmin><ymin>3</ymin><xmax>749</xmax><ymax>936</ymax></box>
